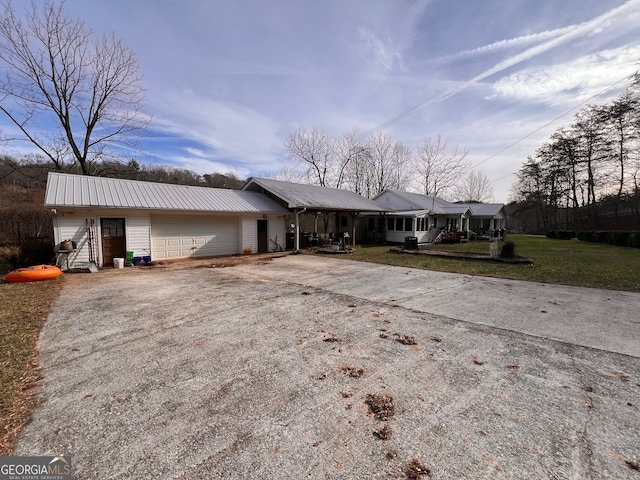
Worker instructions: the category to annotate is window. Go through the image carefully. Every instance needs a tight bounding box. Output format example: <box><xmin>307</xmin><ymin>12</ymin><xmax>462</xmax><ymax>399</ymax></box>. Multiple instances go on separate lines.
<box><xmin>368</xmin><ymin>218</ymin><xmax>375</xmax><ymax>230</ymax></box>
<box><xmin>101</xmin><ymin>218</ymin><xmax>124</xmax><ymax>237</ymax></box>
<box><xmin>404</xmin><ymin>218</ymin><xmax>412</xmax><ymax>231</ymax></box>
<box><xmin>387</xmin><ymin>217</ymin><xmax>395</xmax><ymax>230</ymax></box>
<box><xmin>341</xmin><ymin>216</ymin><xmax>348</xmax><ymax>228</ymax></box>
<box><xmin>396</xmin><ymin>218</ymin><xmax>403</xmax><ymax>230</ymax></box>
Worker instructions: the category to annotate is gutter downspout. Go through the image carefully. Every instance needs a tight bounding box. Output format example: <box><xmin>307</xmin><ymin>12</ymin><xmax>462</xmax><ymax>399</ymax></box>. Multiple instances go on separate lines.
<box><xmin>294</xmin><ymin>207</ymin><xmax>307</xmax><ymax>253</ymax></box>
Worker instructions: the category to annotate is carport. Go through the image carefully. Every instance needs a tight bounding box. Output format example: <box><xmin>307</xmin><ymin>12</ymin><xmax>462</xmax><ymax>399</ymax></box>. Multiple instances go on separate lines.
<box><xmin>243</xmin><ymin>177</ymin><xmax>391</xmax><ymax>250</ymax></box>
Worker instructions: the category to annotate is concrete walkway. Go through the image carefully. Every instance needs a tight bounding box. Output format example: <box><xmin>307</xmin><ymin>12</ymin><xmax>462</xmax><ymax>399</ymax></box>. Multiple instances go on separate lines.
<box><xmin>234</xmin><ymin>255</ymin><xmax>640</xmax><ymax>358</ymax></box>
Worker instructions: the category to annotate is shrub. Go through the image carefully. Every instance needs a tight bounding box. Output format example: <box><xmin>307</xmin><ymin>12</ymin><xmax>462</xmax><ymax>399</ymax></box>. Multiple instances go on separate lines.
<box><xmin>546</xmin><ymin>231</ymin><xmax>556</xmax><ymax>239</ymax></box>
<box><xmin>629</xmin><ymin>232</ymin><xmax>640</xmax><ymax>249</ymax></box>
<box><xmin>577</xmin><ymin>231</ymin><xmax>592</xmax><ymax>242</ymax></box>
<box><xmin>554</xmin><ymin>230</ymin><xmax>576</xmax><ymax>240</ymax></box>
<box><xmin>596</xmin><ymin>231</ymin><xmax>609</xmax><ymax>243</ymax></box>
<box><xmin>607</xmin><ymin>231</ymin><xmax>630</xmax><ymax>247</ymax></box>
<box><xmin>500</xmin><ymin>241</ymin><xmax>516</xmax><ymax>259</ymax></box>
<box><xmin>0</xmin><ymin>239</ymin><xmax>55</xmax><ymax>272</ymax></box>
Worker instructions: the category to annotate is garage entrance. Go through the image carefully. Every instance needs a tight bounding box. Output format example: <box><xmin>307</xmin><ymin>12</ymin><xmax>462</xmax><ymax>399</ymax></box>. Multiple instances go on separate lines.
<box><xmin>151</xmin><ymin>215</ymin><xmax>240</xmax><ymax>260</ymax></box>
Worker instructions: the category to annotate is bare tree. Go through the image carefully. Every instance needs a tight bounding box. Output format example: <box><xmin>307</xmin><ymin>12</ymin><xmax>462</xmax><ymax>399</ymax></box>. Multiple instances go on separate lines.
<box><xmin>389</xmin><ymin>141</ymin><xmax>413</xmax><ymax>192</ymax></box>
<box><xmin>284</xmin><ymin>127</ymin><xmax>337</xmax><ymax>187</ymax></box>
<box><xmin>453</xmin><ymin>170</ymin><xmax>494</xmax><ymax>202</ymax></box>
<box><xmin>367</xmin><ymin>131</ymin><xmax>412</xmax><ymax>197</ymax></box>
<box><xmin>0</xmin><ymin>0</ymin><xmax>147</xmax><ymax>174</ymax></box>
<box><xmin>334</xmin><ymin>127</ymin><xmax>379</xmax><ymax>196</ymax></box>
<box><xmin>414</xmin><ymin>135</ymin><xmax>469</xmax><ymax>197</ymax></box>
<box><xmin>273</xmin><ymin>163</ymin><xmax>308</xmax><ymax>184</ymax></box>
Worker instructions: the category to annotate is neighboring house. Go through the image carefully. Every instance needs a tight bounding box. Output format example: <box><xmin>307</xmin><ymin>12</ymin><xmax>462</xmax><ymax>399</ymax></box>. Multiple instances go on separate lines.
<box><xmin>44</xmin><ymin>172</ymin><xmax>290</xmax><ymax>269</ymax></box>
<box><xmin>371</xmin><ymin>190</ymin><xmax>507</xmax><ymax>243</ymax></box>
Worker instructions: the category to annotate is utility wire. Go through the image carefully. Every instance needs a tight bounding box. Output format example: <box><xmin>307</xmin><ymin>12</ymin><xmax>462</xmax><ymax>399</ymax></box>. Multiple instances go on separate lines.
<box><xmin>482</xmin><ymin>74</ymin><xmax>632</xmax><ymax>183</ymax></box>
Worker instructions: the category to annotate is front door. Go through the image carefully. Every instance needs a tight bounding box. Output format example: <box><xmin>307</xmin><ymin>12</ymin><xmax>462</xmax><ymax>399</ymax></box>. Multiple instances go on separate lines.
<box><xmin>257</xmin><ymin>219</ymin><xmax>268</xmax><ymax>253</ymax></box>
<box><xmin>101</xmin><ymin>218</ymin><xmax>126</xmax><ymax>267</ymax></box>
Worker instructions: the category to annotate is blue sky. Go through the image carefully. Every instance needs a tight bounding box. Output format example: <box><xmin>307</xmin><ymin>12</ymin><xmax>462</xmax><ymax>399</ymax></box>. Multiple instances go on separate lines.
<box><xmin>4</xmin><ymin>0</ymin><xmax>640</xmax><ymax>202</ymax></box>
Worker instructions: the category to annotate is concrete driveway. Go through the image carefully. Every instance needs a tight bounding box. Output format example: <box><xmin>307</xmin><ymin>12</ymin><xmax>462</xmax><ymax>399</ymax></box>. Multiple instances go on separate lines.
<box><xmin>17</xmin><ymin>255</ymin><xmax>640</xmax><ymax>479</ymax></box>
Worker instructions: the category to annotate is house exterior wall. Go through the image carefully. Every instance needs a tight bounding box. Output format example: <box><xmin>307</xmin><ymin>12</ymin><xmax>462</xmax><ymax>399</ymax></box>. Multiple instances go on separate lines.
<box><xmin>125</xmin><ymin>215</ymin><xmax>152</xmax><ymax>258</ymax></box>
<box><xmin>242</xmin><ymin>216</ymin><xmax>286</xmax><ymax>253</ymax></box>
<box><xmin>242</xmin><ymin>217</ymin><xmax>258</xmax><ymax>253</ymax></box>
<box><xmin>385</xmin><ymin>216</ymin><xmax>415</xmax><ymax>243</ymax></box>
<box><xmin>53</xmin><ymin>214</ymin><xmax>92</xmax><ymax>268</ymax></box>
<box><xmin>269</xmin><ymin>216</ymin><xmax>286</xmax><ymax>251</ymax></box>
<box><xmin>52</xmin><ymin>209</ymin><xmax>289</xmax><ymax>269</ymax></box>
<box><xmin>52</xmin><ymin>209</ymin><xmax>153</xmax><ymax>268</ymax></box>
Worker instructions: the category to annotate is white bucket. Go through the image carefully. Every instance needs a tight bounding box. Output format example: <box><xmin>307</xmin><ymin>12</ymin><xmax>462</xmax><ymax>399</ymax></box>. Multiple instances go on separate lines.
<box><xmin>113</xmin><ymin>258</ymin><xmax>124</xmax><ymax>269</ymax></box>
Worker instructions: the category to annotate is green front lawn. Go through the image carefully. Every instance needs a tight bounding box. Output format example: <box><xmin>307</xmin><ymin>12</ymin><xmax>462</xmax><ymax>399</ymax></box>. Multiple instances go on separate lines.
<box><xmin>339</xmin><ymin>234</ymin><xmax>640</xmax><ymax>292</ymax></box>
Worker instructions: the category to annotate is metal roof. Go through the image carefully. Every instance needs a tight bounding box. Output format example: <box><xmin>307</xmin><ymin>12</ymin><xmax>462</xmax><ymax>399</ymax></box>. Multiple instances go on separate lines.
<box><xmin>44</xmin><ymin>172</ymin><xmax>290</xmax><ymax>214</ymax></box>
<box><xmin>243</xmin><ymin>177</ymin><xmax>392</xmax><ymax>212</ymax></box>
<box><xmin>384</xmin><ymin>209</ymin><xmax>430</xmax><ymax>217</ymax></box>
<box><xmin>456</xmin><ymin>203</ymin><xmax>505</xmax><ymax>217</ymax></box>
<box><xmin>374</xmin><ymin>190</ymin><xmax>457</xmax><ymax>214</ymax></box>
<box><xmin>374</xmin><ymin>190</ymin><xmax>504</xmax><ymax>216</ymax></box>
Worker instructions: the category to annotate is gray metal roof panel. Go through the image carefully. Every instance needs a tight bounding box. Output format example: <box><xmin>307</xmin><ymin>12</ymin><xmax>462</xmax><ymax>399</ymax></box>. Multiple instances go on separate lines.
<box><xmin>374</xmin><ymin>190</ymin><xmax>505</xmax><ymax>217</ymax></box>
<box><xmin>373</xmin><ymin>190</ymin><xmax>453</xmax><ymax>214</ymax></box>
<box><xmin>45</xmin><ymin>172</ymin><xmax>290</xmax><ymax>214</ymax></box>
<box><xmin>456</xmin><ymin>203</ymin><xmax>505</xmax><ymax>216</ymax></box>
<box><xmin>244</xmin><ymin>177</ymin><xmax>392</xmax><ymax>212</ymax></box>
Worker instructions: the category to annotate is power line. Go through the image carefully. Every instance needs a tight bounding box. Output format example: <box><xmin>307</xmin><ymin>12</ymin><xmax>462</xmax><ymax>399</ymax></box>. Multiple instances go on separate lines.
<box><xmin>481</xmin><ymin>74</ymin><xmax>632</xmax><ymax>182</ymax></box>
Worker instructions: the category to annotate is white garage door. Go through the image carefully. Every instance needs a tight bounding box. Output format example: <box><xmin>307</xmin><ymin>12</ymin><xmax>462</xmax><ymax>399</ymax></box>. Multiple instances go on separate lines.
<box><xmin>151</xmin><ymin>215</ymin><xmax>239</xmax><ymax>260</ymax></box>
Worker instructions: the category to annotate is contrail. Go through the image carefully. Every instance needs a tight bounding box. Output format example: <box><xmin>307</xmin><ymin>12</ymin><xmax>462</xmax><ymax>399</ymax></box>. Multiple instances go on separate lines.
<box><xmin>367</xmin><ymin>0</ymin><xmax>639</xmax><ymax>134</ymax></box>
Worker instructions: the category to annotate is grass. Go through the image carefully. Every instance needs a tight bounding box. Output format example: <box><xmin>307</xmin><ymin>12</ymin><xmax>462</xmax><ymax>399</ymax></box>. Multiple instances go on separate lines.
<box><xmin>0</xmin><ymin>277</ymin><xmax>63</xmax><ymax>455</ymax></box>
<box><xmin>341</xmin><ymin>234</ymin><xmax>640</xmax><ymax>292</ymax></box>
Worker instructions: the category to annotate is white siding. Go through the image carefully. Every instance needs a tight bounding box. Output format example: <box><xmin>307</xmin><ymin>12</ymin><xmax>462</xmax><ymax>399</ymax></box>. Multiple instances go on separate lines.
<box><xmin>53</xmin><ymin>215</ymin><xmax>93</xmax><ymax>269</ymax></box>
<box><xmin>268</xmin><ymin>217</ymin><xmax>286</xmax><ymax>251</ymax></box>
<box><xmin>242</xmin><ymin>217</ymin><xmax>258</xmax><ymax>253</ymax></box>
<box><xmin>126</xmin><ymin>215</ymin><xmax>151</xmax><ymax>258</ymax></box>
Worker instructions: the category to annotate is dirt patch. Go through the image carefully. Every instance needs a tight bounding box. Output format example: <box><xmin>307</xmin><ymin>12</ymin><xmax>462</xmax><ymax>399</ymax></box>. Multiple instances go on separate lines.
<box><xmin>339</xmin><ymin>366</ymin><xmax>364</xmax><ymax>378</ymax></box>
<box><xmin>155</xmin><ymin>252</ymin><xmax>290</xmax><ymax>270</ymax></box>
<box><xmin>365</xmin><ymin>393</ymin><xmax>395</xmax><ymax>420</ymax></box>
<box><xmin>379</xmin><ymin>329</ymin><xmax>418</xmax><ymax>345</ymax></box>
<box><xmin>390</xmin><ymin>246</ymin><xmax>533</xmax><ymax>264</ymax></box>
<box><xmin>374</xmin><ymin>424</ymin><xmax>393</xmax><ymax>440</ymax></box>
<box><xmin>469</xmin><ymin>354</ymin><xmax>485</xmax><ymax>365</ymax></box>
<box><xmin>406</xmin><ymin>458</ymin><xmax>432</xmax><ymax>478</ymax></box>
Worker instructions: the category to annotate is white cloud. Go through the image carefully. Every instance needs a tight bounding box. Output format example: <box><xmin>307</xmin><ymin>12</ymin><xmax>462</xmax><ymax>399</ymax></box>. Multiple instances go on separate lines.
<box><xmin>491</xmin><ymin>45</ymin><xmax>640</xmax><ymax>102</ymax></box>
<box><xmin>357</xmin><ymin>28</ymin><xmax>402</xmax><ymax>72</ymax></box>
<box><xmin>151</xmin><ymin>91</ymin><xmax>283</xmax><ymax>166</ymax></box>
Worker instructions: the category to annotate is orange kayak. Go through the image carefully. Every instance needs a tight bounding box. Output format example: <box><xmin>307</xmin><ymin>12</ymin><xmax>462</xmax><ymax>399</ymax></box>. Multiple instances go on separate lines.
<box><xmin>5</xmin><ymin>265</ymin><xmax>63</xmax><ymax>283</ymax></box>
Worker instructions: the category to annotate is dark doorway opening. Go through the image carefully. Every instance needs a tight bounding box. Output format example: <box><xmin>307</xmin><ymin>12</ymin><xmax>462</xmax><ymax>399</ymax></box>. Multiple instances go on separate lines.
<box><xmin>257</xmin><ymin>219</ymin><xmax>268</xmax><ymax>253</ymax></box>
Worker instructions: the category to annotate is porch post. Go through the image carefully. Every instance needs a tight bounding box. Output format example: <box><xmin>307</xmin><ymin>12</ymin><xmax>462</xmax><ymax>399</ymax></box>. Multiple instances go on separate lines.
<box><xmin>295</xmin><ymin>209</ymin><xmax>300</xmax><ymax>251</ymax></box>
<box><xmin>350</xmin><ymin>212</ymin><xmax>357</xmax><ymax>248</ymax></box>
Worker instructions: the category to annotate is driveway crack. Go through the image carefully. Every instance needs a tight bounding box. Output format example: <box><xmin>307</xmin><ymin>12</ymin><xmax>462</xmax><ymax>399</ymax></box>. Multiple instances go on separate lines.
<box><xmin>569</xmin><ymin>351</ymin><xmax>596</xmax><ymax>479</ymax></box>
